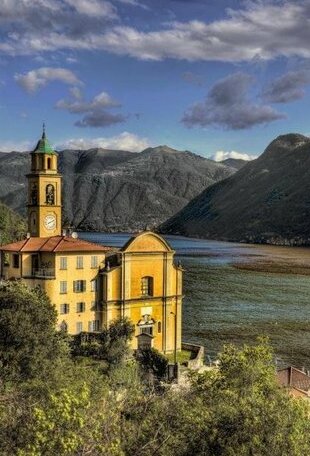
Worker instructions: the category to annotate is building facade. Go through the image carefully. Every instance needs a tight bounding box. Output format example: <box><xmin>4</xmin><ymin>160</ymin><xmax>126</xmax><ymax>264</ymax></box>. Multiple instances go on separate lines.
<box><xmin>0</xmin><ymin>129</ymin><xmax>183</xmax><ymax>353</ymax></box>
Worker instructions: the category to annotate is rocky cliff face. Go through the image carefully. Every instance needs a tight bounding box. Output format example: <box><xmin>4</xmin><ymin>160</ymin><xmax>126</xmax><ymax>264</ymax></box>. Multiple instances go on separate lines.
<box><xmin>160</xmin><ymin>134</ymin><xmax>310</xmax><ymax>246</ymax></box>
<box><xmin>0</xmin><ymin>145</ymin><xmax>233</xmax><ymax>232</ymax></box>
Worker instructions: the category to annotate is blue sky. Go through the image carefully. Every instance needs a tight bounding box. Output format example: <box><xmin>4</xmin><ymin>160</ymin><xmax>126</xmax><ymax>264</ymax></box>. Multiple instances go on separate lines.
<box><xmin>1</xmin><ymin>0</ymin><xmax>310</xmax><ymax>160</ymax></box>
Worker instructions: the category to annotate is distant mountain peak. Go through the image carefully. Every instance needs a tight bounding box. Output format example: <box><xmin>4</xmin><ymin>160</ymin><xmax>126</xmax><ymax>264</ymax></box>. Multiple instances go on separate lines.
<box><xmin>268</xmin><ymin>133</ymin><xmax>310</xmax><ymax>151</ymax></box>
<box><xmin>142</xmin><ymin>145</ymin><xmax>180</xmax><ymax>154</ymax></box>
<box><xmin>160</xmin><ymin>132</ymin><xmax>310</xmax><ymax>246</ymax></box>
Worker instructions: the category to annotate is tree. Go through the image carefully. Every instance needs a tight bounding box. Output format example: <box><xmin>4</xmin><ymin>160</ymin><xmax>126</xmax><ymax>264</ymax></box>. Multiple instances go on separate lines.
<box><xmin>187</xmin><ymin>338</ymin><xmax>310</xmax><ymax>456</ymax></box>
<box><xmin>122</xmin><ymin>339</ymin><xmax>310</xmax><ymax>456</ymax></box>
<box><xmin>0</xmin><ymin>202</ymin><xmax>26</xmax><ymax>245</ymax></box>
<box><xmin>0</xmin><ymin>281</ymin><xmax>64</xmax><ymax>382</ymax></box>
<box><xmin>71</xmin><ymin>318</ymin><xmax>135</xmax><ymax>370</ymax></box>
<box><xmin>136</xmin><ymin>347</ymin><xmax>168</xmax><ymax>380</ymax></box>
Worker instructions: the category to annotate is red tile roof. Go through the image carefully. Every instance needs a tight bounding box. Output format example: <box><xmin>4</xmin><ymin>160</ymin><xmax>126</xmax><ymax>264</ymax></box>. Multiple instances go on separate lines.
<box><xmin>0</xmin><ymin>236</ymin><xmax>112</xmax><ymax>253</ymax></box>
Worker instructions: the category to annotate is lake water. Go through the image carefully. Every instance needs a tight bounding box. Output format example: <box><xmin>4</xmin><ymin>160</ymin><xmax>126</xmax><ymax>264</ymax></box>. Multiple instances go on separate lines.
<box><xmin>80</xmin><ymin>232</ymin><xmax>310</xmax><ymax>369</ymax></box>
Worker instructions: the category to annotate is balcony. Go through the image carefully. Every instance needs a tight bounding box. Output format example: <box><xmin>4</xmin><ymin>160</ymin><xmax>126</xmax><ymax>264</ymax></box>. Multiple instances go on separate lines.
<box><xmin>32</xmin><ymin>268</ymin><xmax>55</xmax><ymax>279</ymax></box>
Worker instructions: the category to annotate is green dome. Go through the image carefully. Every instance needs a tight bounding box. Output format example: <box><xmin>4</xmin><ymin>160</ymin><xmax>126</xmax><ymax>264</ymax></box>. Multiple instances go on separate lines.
<box><xmin>32</xmin><ymin>125</ymin><xmax>56</xmax><ymax>155</ymax></box>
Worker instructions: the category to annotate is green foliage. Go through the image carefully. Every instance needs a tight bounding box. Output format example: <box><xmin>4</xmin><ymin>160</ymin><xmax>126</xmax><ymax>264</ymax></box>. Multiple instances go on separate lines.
<box><xmin>0</xmin><ymin>297</ymin><xmax>309</xmax><ymax>456</ymax></box>
<box><xmin>71</xmin><ymin>318</ymin><xmax>135</xmax><ymax>370</ymax></box>
<box><xmin>0</xmin><ymin>281</ymin><xmax>64</xmax><ymax>382</ymax></box>
<box><xmin>187</xmin><ymin>339</ymin><xmax>310</xmax><ymax>456</ymax></box>
<box><xmin>136</xmin><ymin>347</ymin><xmax>168</xmax><ymax>380</ymax></box>
<box><xmin>123</xmin><ymin>339</ymin><xmax>310</xmax><ymax>456</ymax></box>
<box><xmin>0</xmin><ymin>202</ymin><xmax>26</xmax><ymax>245</ymax></box>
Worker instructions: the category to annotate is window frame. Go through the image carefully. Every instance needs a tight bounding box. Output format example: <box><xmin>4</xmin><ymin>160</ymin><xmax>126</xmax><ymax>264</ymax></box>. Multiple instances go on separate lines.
<box><xmin>76</xmin><ymin>256</ymin><xmax>84</xmax><ymax>269</ymax></box>
<box><xmin>76</xmin><ymin>302</ymin><xmax>85</xmax><ymax>313</ymax></box>
<box><xmin>60</xmin><ymin>281</ymin><xmax>67</xmax><ymax>294</ymax></box>
<box><xmin>91</xmin><ymin>256</ymin><xmax>98</xmax><ymax>268</ymax></box>
<box><xmin>73</xmin><ymin>280</ymin><xmax>86</xmax><ymax>293</ymax></box>
<box><xmin>60</xmin><ymin>303</ymin><xmax>70</xmax><ymax>314</ymax></box>
<box><xmin>59</xmin><ymin>256</ymin><xmax>67</xmax><ymax>270</ymax></box>
<box><xmin>141</xmin><ymin>276</ymin><xmax>154</xmax><ymax>297</ymax></box>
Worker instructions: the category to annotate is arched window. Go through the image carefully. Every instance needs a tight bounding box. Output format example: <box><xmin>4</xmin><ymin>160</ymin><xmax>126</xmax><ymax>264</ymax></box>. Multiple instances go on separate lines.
<box><xmin>141</xmin><ymin>276</ymin><xmax>153</xmax><ymax>296</ymax></box>
<box><xmin>47</xmin><ymin>157</ymin><xmax>51</xmax><ymax>169</ymax></box>
<box><xmin>45</xmin><ymin>184</ymin><xmax>55</xmax><ymax>205</ymax></box>
<box><xmin>30</xmin><ymin>183</ymin><xmax>38</xmax><ymax>204</ymax></box>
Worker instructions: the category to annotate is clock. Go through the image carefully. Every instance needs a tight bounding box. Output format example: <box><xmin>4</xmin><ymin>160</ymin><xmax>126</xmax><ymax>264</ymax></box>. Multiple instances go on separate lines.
<box><xmin>44</xmin><ymin>214</ymin><xmax>56</xmax><ymax>230</ymax></box>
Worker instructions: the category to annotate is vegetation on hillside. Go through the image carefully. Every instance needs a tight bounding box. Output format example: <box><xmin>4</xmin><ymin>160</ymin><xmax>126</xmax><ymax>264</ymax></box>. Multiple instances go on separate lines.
<box><xmin>0</xmin><ymin>282</ymin><xmax>309</xmax><ymax>455</ymax></box>
<box><xmin>0</xmin><ymin>202</ymin><xmax>26</xmax><ymax>245</ymax></box>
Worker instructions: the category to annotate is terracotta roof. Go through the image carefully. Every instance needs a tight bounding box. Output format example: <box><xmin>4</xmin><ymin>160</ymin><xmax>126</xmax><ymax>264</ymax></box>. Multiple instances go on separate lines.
<box><xmin>0</xmin><ymin>236</ymin><xmax>112</xmax><ymax>253</ymax></box>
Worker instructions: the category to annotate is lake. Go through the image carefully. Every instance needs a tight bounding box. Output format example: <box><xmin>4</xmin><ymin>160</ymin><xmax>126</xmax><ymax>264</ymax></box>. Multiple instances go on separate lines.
<box><xmin>80</xmin><ymin>232</ymin><xmax>310</xmax><ymax>369</ymax></box>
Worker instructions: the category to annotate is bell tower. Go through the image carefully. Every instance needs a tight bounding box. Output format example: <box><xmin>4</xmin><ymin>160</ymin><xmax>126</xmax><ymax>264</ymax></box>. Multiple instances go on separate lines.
<box><xmin>27</xmin><ymin>125</ymin><xmax>62</xmax><ymax>237</ymax></box>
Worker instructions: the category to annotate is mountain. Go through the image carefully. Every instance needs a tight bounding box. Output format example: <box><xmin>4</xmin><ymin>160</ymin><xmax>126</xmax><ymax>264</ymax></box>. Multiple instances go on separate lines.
<box><xmin>220</xmin><ymin>158</ymin><xmax>248</xmax><ymax>170</ymax></box>
<box><xmin>0</xmin><ymin>145</ymin><xmax>233</xmax><ymax>232</ymax></box>
<box><xmin>160</xmin><ymin>134</ymin><xmax>310</xmax><ymax>246</ymax></box>
<box><xmin>0</xmin><ymin>202</ymin><xmax>26</xmax><ymax>245</ymax></box>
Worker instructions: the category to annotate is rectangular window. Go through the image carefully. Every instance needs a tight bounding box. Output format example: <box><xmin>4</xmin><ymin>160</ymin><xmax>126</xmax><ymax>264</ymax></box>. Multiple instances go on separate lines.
<box><xmin>91</xmin><ymin>256</ymin><xmax>98</xmax><ymax>268</ymax></box>
<box><xmin>76</xmin><ymin>302</ymin><xmax>85</xmax><ymax>313</ymax></box>
<box><xmin>76</xmin><ymin>322</ymin><xmax>83</xmax><ymax>333</ymax></box>
<box><xmin>12</xmin><ymin>254</ymin><xmax>19</xmax><ymax>269</ymax></box>
<box><xmin>59</xmin><ymin>257</ymin><xmax>67</xmax><ymax>270</ymax></box>
<box><xmin>76</xmin><ymin>256</ymin><xmax>83</xmax><ymax>269</ymax></box>
<box><xmin>91</xmin><ymin>280</ymin><xmax>97</xmax><ymax>292</ymax></box>
<box><xmin>60</xmin><ymin>303</ymin><xmax>70</xmax><ymax>314</ymax></box>
<box><xmin>73</xmin><ymin>280</ymin><xmax>86</xmax><ymax>293</ymax></box>
<box><xmin>60</xmin><ymin>281</ymin><xmax>67</xmax><ymax>294</ymax></box>
<box><xmin>88</xmin><ymin>320</ymin><xmax>100</xmax><ymax>332</ymax></box>
<box><xmin>141</xmin><ymin>276</ymin><xmax>153</xmax><ymax>296</ymax></box>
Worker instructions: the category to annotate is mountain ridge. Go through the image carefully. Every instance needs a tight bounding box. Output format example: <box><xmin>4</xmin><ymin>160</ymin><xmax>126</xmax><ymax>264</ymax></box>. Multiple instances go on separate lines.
<box><xmin>0</xmin><ymin>145</ymin><xmax>234</xmax><ymax>232</ymax></box>
<box><xmin>160</xmin><ymin>133</ymin><xmax>310</xmax><ymax>246</ymax></box>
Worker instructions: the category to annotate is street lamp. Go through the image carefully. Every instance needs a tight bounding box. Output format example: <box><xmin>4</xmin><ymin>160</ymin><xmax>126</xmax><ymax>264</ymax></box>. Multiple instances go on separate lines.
<box><xmin>170</xmin><ymin>311</ymin><xmax>177</xmax><ymax>365</ymax></box>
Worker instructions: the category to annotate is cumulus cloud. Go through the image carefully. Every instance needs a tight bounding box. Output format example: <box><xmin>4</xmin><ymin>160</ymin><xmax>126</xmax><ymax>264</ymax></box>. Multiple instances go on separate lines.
<box><xmin>1</xmin><ymin>1</ymin><xmax>310</xmax><ymax>61</ymax></box>
<box><xmin>15</xmin><ymin>67</ymin><xmax>82</xmax><ymax>93</ymax></box>
<box><xmin>212</xmin><ymin>150</ymin><xmax>258</xmax><ymax>162</ymax></box>
<box><xmin>262</xmin><ymin>70</ymin><xmax>310</xmax><ymax>103</ymax></box>
<box><xmin>56</xmin><ymin>89</ymin><xmax>125</xmax><ymax>127</ymax></box>
<box><xmin>182</xmin><ymin>72</ymin><xmax>285</xmax><ymax>130</ymax></box>
<box><xmin>57</xmin><ymin>131</ymin><xmax>150</xmax><ymax>151</ymax></box>
<box><xmin>56</xmin><ymin>91</ymin><xmax>120</xmax><ymax>113</ymax></box>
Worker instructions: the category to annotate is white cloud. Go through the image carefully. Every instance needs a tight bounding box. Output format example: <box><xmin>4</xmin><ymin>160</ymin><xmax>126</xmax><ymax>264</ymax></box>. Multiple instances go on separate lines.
<box><xmin>15</xmin><ymin>67</ymin><xmax>82</xmax><ymax>93</ymax></box>
<box><xmin>212</xmin><ymin>150</ymin><xmax>258</xmax><ymax>162</ymax></box>
<box><xmin>56</xmin><ymin>89</ymin><xmax>125</xmax><ymax>127</ymax></box>
<box><xmin>2</xmin><ymin>1</ymin><xmax>310</xmax><ymax>62</ymax></box>
<box><xmin>0</xmin><ymin>140</ymin><xmax>33</xmax><ymax>152</ymax></box>
<box><xmin>113</xmin><ymin>0</ymin><xmax>148</xmax><ymax>9</ymax></box>
<box><xmin>56</xmin><ymin>90</ymin><xmax>119</xmax><ymax>113</ymax></box>
<box><xmin>57</xmin><ymin>131</ymin><xmax>150</xmax><ymax>151</ymax></box>
<box><xmin>65</xmin><ymin>0</ymin><xmax>117</xmax><ymax>17</ymax></box>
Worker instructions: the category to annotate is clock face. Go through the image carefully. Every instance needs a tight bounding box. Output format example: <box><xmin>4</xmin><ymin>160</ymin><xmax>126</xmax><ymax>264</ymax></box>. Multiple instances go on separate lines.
<box><xmin>44</xmin><ymin>214</ymin><xmax>56</xmax><ymax>230</ymax></box>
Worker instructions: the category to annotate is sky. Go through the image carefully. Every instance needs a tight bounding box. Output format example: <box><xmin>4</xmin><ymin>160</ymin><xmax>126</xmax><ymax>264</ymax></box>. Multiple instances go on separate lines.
<box><xmin>1</xmin><ymin>0</ymin><xmax>310</xmax><ymax>160</ymax></box>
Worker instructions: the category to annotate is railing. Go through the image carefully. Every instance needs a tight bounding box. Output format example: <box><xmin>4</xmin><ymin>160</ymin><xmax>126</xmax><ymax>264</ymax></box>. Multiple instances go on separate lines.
<box><xmin>32</xmin><ymin>268</ymin><xmax>55</xmax><ymax>278</ymax></box>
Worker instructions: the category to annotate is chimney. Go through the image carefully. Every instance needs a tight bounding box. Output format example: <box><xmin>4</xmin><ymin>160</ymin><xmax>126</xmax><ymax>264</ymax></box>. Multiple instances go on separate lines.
<box><xmin>26</xmin><ymin>232</ymin><xmax>31</xmax><ymax>239</ymax></box>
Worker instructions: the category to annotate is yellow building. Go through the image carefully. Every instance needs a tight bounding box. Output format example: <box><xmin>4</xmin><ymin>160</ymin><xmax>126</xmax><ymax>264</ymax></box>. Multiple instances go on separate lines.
<box><xmin>0</xmin><ymin>128</ymin><xmax>183</xmax><ymax>353</ymax></box>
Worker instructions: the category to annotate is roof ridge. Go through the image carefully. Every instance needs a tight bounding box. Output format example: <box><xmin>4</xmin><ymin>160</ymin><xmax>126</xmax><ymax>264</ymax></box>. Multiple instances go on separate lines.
<box><xmin>39</xmin><ymin>236</ymin><xmax>55</xmax><ymax>251</ymax></box>
<box><xmin>20</xmin><ymin>237</ymin><xmax>32</xmax><ymax>252</ymax></box>
<box><xmin>52</xmin><ymin>236</ymin><xmax>65</xmax><ymax>252</ymax></box>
